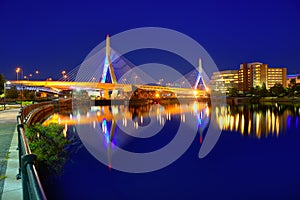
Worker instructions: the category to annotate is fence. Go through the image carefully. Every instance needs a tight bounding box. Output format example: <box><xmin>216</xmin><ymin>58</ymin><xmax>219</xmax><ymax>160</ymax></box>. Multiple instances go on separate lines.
<box><xmin>17</xmin><ymin>115</ymin><xmax>47</xmax><ymax>200</ymax></box>
<box><xmin>16</xmin><ymin>99</ymin><xmax>72</xmax><ymax>199</ymax></box>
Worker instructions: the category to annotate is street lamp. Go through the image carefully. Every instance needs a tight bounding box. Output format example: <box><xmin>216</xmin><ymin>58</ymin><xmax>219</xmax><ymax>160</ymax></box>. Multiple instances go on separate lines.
<box><xmin>35</xmin><ymin>70</ymin><xmax>39</xmax><ymax>80</ymax></box>
<box><xmin>16</xmin><ymin>67</ymin><xmax>21</xmax><ymax>81</ymax></box>
<box><xmin>61</xmin><ymin>70</ymin><xmax>67</xmax><ymax>80</ymax></box>
<box><xmin>3</xmin><ymin>81</ymin><xmax>11</xmax><ymax>110</ymax></box>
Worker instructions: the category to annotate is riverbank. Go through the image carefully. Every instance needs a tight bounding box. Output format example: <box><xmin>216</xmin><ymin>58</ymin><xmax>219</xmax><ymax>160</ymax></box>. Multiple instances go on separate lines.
<box><xmin>226</xmin><ymin>96</ymin><xmax>300</xmax><ymax>105</ymax></box>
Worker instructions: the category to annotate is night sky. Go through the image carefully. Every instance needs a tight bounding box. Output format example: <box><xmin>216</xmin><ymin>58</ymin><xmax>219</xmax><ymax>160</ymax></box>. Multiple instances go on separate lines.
<box><xmin>1</xmin><ymin>0</ymin><xmax>300</xmax><ymax>80</ymax></box>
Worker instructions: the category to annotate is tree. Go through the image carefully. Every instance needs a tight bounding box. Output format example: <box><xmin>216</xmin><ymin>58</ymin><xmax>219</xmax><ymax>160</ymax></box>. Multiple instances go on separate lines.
<box><xmin>228</xmin><ymin>87</ymin><xmax>238</xmax><ymax>97</ymax></box>
<box><xmin>269</xmin><ymin>83</ymin><xmax>286</xmax><ymax>97</ymax></box>
<box><xmin>288</xmin><ymin>79</ymin><xmax>297</xmax><ymax>97</ymax></box>
<box><xmin>294</xmin><ymin>83</ymin><xmax>300</xmax><ymax>97</ymax></box>
<box><xmin>0</xmin><ymin>74</ymin><xmax>5</xmax><ymax>95</ymax></box>
<box><xmin>249</xmin><ymin>85</ymin><xmax>261</xmax><ymax>97</ymax></box>
<box><xmin>23</xmin><ymin>90</ymin><xmax>35</xmax><ymax>100</ymax></box>
<box><xmin>259</xmin><ymin>82</ymin><xmax>268</xmax><ymax>97</ymax></box>
<box><xmin>5</xmin><ymin>86</ymin><xmax>18</xmax><ymax>99</ymax></box>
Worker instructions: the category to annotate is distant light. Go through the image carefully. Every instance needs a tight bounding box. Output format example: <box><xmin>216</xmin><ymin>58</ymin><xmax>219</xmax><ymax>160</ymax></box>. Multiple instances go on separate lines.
<box><xmin>193</xmin><ymin>90</ymin><xmax>198</xmax><ymax>96</ymax></box>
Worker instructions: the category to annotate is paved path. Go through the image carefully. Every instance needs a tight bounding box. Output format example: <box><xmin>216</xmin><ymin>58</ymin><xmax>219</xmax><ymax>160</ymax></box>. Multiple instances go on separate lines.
<box><xmin>0</xmin><ymin>109</ymin><xmax>22</xmax><ymax>200</ymax></box>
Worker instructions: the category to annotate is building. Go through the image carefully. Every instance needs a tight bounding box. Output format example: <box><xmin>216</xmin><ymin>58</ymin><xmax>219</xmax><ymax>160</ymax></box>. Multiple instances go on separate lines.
<box><xmin>238</xmin><ymin>62</ymin><xmax>268</xmax><ymax>91</ymax></box>
<box><xmin>210</xmin><ymin>62</ymin><xmax>287</xmax><ymax>94</ymax></box>
<box><xmin>237</xmin><ymin>62</ymin><xmax>286</xmax><ymax>92</ymax></box>
<box><xmin>210</xmin><ymin>70</ymin><xmax>238</xmax><ymax>94</ymax></box>
<box><xmin>267</xmin><ymin>68</ymin><xmax>287</xmax><ymax>88</ymax></box>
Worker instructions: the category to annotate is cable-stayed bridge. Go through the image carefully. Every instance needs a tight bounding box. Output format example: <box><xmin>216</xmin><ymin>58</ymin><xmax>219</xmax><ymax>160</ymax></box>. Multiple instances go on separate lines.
<box><xmin>10</xmin><ymin>35</ymin><xmax>209</xmax><ymax>99</ymax></box>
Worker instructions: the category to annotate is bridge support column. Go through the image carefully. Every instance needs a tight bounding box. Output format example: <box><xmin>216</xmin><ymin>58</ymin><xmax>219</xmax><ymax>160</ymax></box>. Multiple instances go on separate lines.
<box><xmin>103</xmin><ymin>90</ymin><xmax>109</xmax><ymax>99</ymax></box>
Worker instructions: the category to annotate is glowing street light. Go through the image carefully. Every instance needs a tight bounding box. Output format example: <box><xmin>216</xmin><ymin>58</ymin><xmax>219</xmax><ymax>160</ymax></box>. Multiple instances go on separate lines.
<box><xmin>16</xmin><ymin>67</ymin><xmax>21</xmax><ymax>81</ymax></box>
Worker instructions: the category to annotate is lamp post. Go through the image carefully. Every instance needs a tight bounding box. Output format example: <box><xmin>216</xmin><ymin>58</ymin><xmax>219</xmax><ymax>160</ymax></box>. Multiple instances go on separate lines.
<box><xmin>16</xmin><ymin>67</ymin><xmax>21</xmax><ymax>81</ymax></box>
<box><xmin>61</xmin><ymin>70</ymin><xmax>66</xmax><ymax>80</ymax></box>
<box><xmin>3</xmin><ymin>81</ymin><xmax>11</xmax><ymax>110</ymax></box>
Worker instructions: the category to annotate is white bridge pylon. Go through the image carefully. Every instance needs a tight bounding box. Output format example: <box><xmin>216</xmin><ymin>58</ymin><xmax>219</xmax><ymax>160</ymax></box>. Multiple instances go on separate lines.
<box><xmin>193</xmin><ymin>58</ymin><xmax>208</xmax><ymax>91</ymax></box>
<box><xmin>101</xmin><ymin>35</ymin><xmax>117</xmax><ymax>84</ymax></box>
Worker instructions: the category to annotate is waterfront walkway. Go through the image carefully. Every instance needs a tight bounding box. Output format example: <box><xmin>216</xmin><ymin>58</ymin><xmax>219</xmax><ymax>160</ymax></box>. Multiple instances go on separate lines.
<box><xmin>0</xmin><ymin>108</ymin><xmax>22</xmax><ymax>200</ymax></box>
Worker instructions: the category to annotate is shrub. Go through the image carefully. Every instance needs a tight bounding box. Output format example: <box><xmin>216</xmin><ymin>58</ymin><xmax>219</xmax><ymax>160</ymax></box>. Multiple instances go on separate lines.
<box><xmin>25</xmin><ymin>123</ymin><xmax>70</xmax><ymax>174</ymax></box>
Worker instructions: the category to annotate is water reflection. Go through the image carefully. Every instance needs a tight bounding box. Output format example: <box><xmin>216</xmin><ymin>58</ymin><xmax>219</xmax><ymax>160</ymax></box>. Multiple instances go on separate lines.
<box><xmin>44</xmin><ymin>102</ymin><xmax>209</xmax><ymax>130</ymax></box>
<box><xmin>214</xmin><ymin>104</ymin><xmax>300</xmax><ymax>138</ymax></box>
<box><xmin>44</xmin><ymin>102</ymin><xmax>300</xmax><ymax>143</ymax></box>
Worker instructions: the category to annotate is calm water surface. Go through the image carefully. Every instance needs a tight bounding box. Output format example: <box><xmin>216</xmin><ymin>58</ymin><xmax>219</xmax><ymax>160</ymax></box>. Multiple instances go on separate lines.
<box><xmin>43</xmin><ymin>102</ymin><xmax>300</xmax><ymax>200</ymax></box>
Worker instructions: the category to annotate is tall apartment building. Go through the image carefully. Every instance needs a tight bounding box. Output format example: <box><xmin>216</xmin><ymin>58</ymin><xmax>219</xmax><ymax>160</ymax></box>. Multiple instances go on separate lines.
<box><xmin>210</xmin><ymin>70</ymin><xmax>238</xmax><ymax>94</ymax></box>
<box><xmin>267</xmin><ymin>68</ymin><xmax>287</xmax><ymax>88</ymax></box>
<box><xmin>238</xmin><ymin>62</ymin><xmax>286</xmax><ymax>91</ymax></box>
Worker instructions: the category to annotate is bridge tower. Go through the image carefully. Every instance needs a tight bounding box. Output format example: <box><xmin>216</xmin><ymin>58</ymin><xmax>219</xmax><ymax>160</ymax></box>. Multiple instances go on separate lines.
<box><xmin>193</xmin><ymin>58</ymin><xmax>208</xmax><ymax>91</ymax></box>
<box><xmin>101</xmin><ymin>35</ymin><xmax>117</xmax><ymax>84</ymax></box>
<box><xmin>100</xmin><ymin>35</ymin><xmax>118</xmax><ymax>98</ymax></box>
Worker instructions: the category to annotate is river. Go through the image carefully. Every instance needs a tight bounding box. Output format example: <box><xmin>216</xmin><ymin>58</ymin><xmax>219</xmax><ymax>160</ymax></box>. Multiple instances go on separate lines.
<box><xmin>42</xmin><ymin>102</ymin><xmax>300</xmax><ymax>199</ymax></box>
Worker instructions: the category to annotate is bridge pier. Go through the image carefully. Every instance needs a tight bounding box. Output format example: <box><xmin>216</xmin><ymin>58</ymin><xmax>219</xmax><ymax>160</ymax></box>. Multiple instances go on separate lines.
<box><xmin>103</xmin><ymin>89</ymin><xmax>109</xmax><ymax>99</ymax></box>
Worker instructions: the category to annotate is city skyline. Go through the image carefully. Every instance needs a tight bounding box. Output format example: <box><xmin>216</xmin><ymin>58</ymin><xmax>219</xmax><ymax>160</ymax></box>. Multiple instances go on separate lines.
<box><xmin>1</xmin><ymin>0</ymin><xmax>300</xmax><ymax>80</ymax></box>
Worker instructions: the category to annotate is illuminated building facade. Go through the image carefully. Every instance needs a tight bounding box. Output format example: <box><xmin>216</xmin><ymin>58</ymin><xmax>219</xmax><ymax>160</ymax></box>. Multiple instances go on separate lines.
<box><xmin>209</xmin><ymin>70</ymin><xmax>238</xmax><ymax>94</ymax></box>
<box><xmin>267</xmin><ymin>68</ymin><xmax>287</xmax><ymax>88</ymax></box>
<box><xmin>237</xmin><ymin>62</ymin><xmax>286</xmax><ymax>92</ymax></box>
<box><xmin>238</xmin><ymin>62</ymin><xmax>268</xmax><ymax>91</ymax></box>
<box><xmin>210</xmin><ymin>62</ymin><xmax>287</xmax><ymax>93</ymax></box>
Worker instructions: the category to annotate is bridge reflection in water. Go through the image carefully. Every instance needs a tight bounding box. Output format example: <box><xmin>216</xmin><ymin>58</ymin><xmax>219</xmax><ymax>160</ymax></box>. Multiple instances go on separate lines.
<box><xmin>40</xmin><ymin>102</ymin><xmax>300</xmax><ymax>199</ymax></box>
<box><xmin>44</xmin><ymin>101</ymin><xmax>210</xmax><ymax>144</ymax></box>
<box><xmin>44</xmin><ymin>102</ymin><xmax>300</xmax><ymax>142</ymax></box>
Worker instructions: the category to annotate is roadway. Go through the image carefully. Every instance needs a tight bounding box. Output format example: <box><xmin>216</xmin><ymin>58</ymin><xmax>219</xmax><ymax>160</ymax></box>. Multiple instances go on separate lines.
<box><xmin>10</xmin><ymin>81</ymin><xmax>208</xmax><ymax>96</ymax></box>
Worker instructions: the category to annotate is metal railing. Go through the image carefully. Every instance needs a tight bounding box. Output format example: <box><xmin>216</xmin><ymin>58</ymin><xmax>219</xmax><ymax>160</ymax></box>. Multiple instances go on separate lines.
<box><xmin>17</xmin><ymin>115</ymin><xmax>47</xmax><ymax>200</ymax></box>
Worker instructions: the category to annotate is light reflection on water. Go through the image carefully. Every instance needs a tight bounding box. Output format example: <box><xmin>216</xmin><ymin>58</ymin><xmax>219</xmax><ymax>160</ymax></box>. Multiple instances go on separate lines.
<box><xmin>214</xmin><ymin>104</ymin><xmax>300</xmax><ymax>138</ymax></box>
<box><xmin>44</xmin><ymin>102</ymin><xmax>300</xmax><ymax>140</ymax></box>
<box><xmin>41</xmin><ymin>102</ymin><xmax>300</xmax><ymax>199</ymax></box>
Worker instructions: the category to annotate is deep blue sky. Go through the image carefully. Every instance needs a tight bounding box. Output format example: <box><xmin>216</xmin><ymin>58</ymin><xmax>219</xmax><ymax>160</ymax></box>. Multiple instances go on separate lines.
<box><xmin>1</xmin><ymin>0</ymin><xmax>300</xmax><ymax>80</ymax></box>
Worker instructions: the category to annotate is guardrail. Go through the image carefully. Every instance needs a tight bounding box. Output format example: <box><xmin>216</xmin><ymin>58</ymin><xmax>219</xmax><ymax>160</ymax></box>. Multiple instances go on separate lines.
<box><xmin>25</xmin><ymin>105</ymin><xmax>54</xmax><ymax>126</ymax></box>
<box><xmin>17</xmin><ymin>115</ymin><xmax>47</xmax><ymax>200</ymax></box>
<box><xmin>21</xmin><ymin>102</ymin><xmax>54</xmax><ymax>122</ymax></box>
